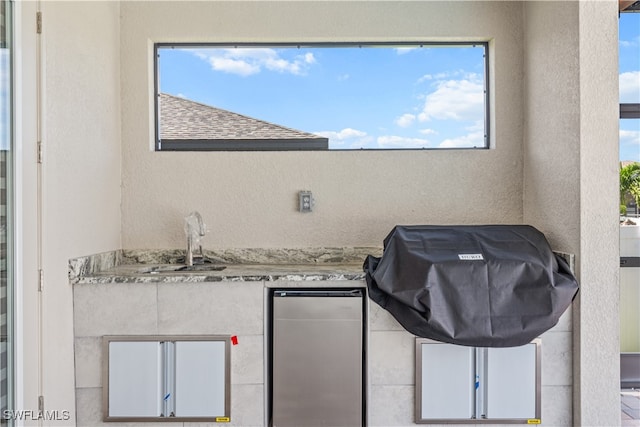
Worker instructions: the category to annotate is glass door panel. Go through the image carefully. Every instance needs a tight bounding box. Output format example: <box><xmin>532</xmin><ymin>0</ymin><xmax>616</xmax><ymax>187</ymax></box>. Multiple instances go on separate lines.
<box><xmin>0</xmin><ymin>0</ymin><xmax>12</xmax><ymax>423</ymax></box>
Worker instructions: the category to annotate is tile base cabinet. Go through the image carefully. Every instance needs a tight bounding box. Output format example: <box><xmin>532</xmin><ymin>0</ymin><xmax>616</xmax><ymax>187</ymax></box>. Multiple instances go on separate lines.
<box><xmin>73</xmin><ymin>272</ymin><xmax>572</xmax><ymax>426</ymax></box>
<box><xmin>415</xmin><ymin>339</ymin><xmax>541</xmax><ymax>424</ymax></box>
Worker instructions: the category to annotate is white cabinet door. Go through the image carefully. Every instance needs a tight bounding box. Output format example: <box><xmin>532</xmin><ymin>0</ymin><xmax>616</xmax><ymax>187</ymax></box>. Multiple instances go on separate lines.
<box><xmin>418</xmin><ymin>342</ymin><xmax>475</xmax><ymax>420</ymax></box>
<box><xmin>104</xmin><ymin>336</ymin><xmax>230</xmax><ymax>421</ymax></box>
<box><xmin>485</xmin><ymin>344</ymin><xmax>538</xmax><ymax>419</ymax></box>
<box><xmin>416</xmin><ymin>339</ymin><xmax>540</xmax><ymax>423</ymax></box>
<box><xmin>108</xmin><ymin>341</ymin><xmax>162</xmax><ymax>417</ymax></box>
<box><xmin>175</xmin><ymin>341</ymin><xmax>227</xmax><ymax>417</ymax></box>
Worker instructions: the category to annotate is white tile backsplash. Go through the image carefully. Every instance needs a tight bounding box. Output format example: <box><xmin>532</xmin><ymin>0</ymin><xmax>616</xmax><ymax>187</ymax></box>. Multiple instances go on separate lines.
<box><xmin>541</xmin><ymin>385</ymin><xmax>573</xmax><ymax>426</ymax></box>
<box><xmin>75</xmin><ymin>387</ymin><xmax>103</xmax><ymax>427</ymax></box>
<box><xmin>73</xmin><ymin>283</ymin><xmax>158</xmax><ymax>337</ymax></box>
<box><xmin>369</xmin><ymin>385</ymin><xmax>415</xmax><ymax>426</ymax></box>
<box><xmin>369</xmin><ymin>300</ymin><xmax>405</xmax><ymax>331</ymax></box>
<box><xmin>228</xmin><ymin>384</ymin><xmax>264</xmax><ymax>427</ymax></box>
<box><xmin>230</xmin><ymin>334</ymin><xmax>264</xmax><ymax>385</ymax></box>
<box><xmin>74</xmin><ymin>337</ymin><xmax>103</xmax><ymax>388</ymax></box>
<box><xmin>369</xmin><ymin>330</ymin><xmax>415</xmax><ymax>386</ymax></box>
<box><xmin>157</xmin><ymin>281</ymin><xmax>264</xmax><ymax>335</ymax></box>
<box><xmin>540</xmin><ymin>331</ymin><xmax>573</xmax><ymax>386</ymax></box>
<box><xmin>550</xmin><ymin>306</ymin><xmax>573</xmax><ymax>332</ymax></box>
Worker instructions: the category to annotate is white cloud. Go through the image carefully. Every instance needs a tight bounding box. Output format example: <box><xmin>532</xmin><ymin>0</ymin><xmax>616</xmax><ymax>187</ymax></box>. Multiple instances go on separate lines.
<box><xmin>417</xmin><ymin>71</ymin><xmax>461</xmax><ymax>84</ymax></box>
<box><xmin>208</xmin><ymin>56</ymin><xmax>260</xmax><ymax>76</ymax></box>
<box><xmin>620</xmin><ymin>36</ymin><xmax>640</xmax><ymax>48</ymax></box>
<box><xmin>317</xmin><ymin>128</ymin><xmax>367</xmax><ymax>139</ymax></box>
<box><xmin>417</xmin><ymin>72</ymin><xmax>450</xmax><ymax>84</ymax></box>
<box><xmin>419</xmin><ymin>128</ymin><xmax>437</xmax><ymax>135</ymax></box>
<box><xmin>395</xmin><ymin>47</ymin><xmax>418</xmax><ymax>55</ymax></box>
<box><xmin>264</xmin><ymin>57</ymin><xmax>302</xmax><ymax>74</ymax></box>
<box><xmin>377</xmin><ymin>135</ymin><xmax>431</xmax><ymax>149</ymax></box>
<box><xmin>438</xmin><ymin>130</ymin><xmax>485</xmax><ymax>148</ymax></box>
<box><xmin>191</xmin><ymin>47</ymin><xmax>316</xmax><ymax>77</ymax></box>
<box><xmin>395</xmin><ymin>113</ymin><xmax>416</xmax><ymax>128</ymax></box>
<box><xmin>620</xmin><ymin>71</ymin><xmax>640</xmax><ymax>103</ymax></box>
<box><xmin>418</xmin><ymin>73</ymin><xmax>485</xmax><ymax>122</ymax></box>
<box><xmin>620</xmin><ymin>129</ymin><xmax>640</xmax><ymax>146</ymax></box>
<box><xmin>315</xmin><ymin>128</ymin><xmax>374</xmax><ymax>148</ymax></box>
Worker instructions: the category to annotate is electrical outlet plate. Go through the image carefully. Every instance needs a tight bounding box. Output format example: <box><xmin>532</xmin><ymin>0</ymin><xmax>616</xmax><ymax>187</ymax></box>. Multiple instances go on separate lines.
<box><xmin>299</xmin><ymin>191</ymin><xmax>313</xmax><ymax>212</ymax></box>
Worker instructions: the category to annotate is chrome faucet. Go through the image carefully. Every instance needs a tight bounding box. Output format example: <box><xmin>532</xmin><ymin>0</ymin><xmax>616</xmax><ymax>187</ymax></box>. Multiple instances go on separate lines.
<box><xmin>185</xmin><ymin>211</ymin><xmax>206</xmax><ymax>266</ymax></box>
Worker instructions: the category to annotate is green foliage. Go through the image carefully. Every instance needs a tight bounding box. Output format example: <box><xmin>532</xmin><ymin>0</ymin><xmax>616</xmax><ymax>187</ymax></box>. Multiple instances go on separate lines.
<box><xmin>620</xmin><ymin>162</ymin><xmax>640</xmax><ymax>208</ymax></box>
<box><xmin>621</xmin><ymin>204</ymin><xmax>628</xmax><ymax>216</ymax></box>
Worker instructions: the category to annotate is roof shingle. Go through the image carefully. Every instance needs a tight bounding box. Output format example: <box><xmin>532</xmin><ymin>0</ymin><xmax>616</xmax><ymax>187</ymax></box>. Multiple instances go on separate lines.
<box><xmin>159</xmin><ymin>93</ymin><xmax>328</xmax><ymax>147</ymax></box>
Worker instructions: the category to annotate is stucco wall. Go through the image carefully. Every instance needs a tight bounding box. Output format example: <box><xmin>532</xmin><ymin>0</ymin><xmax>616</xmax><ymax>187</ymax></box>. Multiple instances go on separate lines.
<box><xmin>523</xmin><ymin>1</ymin><xmax>620</xmax><ymax>426</ymax></box>
<box><xmin>18</xmin><ymin>1</ymin><xmax>123</xmax><ymax>424</ymax></box>
<box><xmin>522</xmin><ymin>1</ymin><xmax>580</xmax><ymax>254</ymax></box>
<box><xmin>575</xmin><ymin>1</ymin><xmax>621</xmax><ymax>425</ymax></box>
<box><xmin>521</xmin><ymin>4</ymin><xmax>581</xmax><ymax>425</ymax></box>
<box><xmin>119</xmin><ymin>1</ymin><xmax>525</xmax><ymax>249</ymax></box>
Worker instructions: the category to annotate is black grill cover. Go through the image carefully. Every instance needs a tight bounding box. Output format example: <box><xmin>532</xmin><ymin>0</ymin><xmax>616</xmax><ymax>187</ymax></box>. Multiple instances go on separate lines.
<box><xmin>364</xmin><ymin>225</ymin><xmax>579</xmax><ymax>347</ymax></box>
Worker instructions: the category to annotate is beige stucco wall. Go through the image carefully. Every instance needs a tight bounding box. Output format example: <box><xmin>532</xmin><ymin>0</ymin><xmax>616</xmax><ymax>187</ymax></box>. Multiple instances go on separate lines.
<box><xmin>18</xmin><ymin>1</ymin><xmax>122</xmax><ymax>424</ymax></box>
<box><xmin>521</xmin><ymin>3</ymin><xmax>582</xmax><ymax>425</ymax></box>
<box><xmin>523</xmin><ymin>1</ymin><xmax>620</xmax><ymax>426</ymax></box>
<box><xmin>522</xmin><ymin>1</ymin><xmax>580</xmax><ymax>254</ymax></box>
<box><xmin>575</xmin><ymin>1</ymin><xmax>621</xmax><ymax>425</ymax></box>
<box><xmin>120</xmin><ymin>1</ymin><xmax>525</xmax><ymax>249</ymax></box>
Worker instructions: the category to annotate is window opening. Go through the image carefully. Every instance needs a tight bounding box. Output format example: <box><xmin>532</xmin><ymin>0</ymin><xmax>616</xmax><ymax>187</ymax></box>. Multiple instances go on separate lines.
<box><xmin>154</xmin><ymin>43</ymin><xmax>489</xmax><ymax>151</ymax></box>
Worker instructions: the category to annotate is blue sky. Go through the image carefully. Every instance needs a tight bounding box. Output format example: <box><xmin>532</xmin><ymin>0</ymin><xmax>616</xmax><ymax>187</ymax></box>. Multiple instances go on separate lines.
<box><xmin>158</xmin><ymin>44</ymin><xmax>487</xmax><ymax>149</ymax></box>
<box><xmin>619</xmin><ymin>12</ymin><xmax>640</xmax><ymax>163</ymax></box>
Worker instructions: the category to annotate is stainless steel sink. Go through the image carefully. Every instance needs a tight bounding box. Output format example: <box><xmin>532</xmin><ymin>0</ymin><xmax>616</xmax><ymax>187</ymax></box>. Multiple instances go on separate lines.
<box><xmin>174</xmin><ymin>264</ymin><xmax>227</xmax><ymax>272</ymax></box>
<box><xmin>136</xmin><ymin>264</ymin><xmax>226</xmax><ymax>274</ymax></box>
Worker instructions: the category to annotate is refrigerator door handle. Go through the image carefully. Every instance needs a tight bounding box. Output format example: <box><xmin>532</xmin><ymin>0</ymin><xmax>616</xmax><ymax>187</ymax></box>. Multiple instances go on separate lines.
<box><xmin>273</xmin><ymin>289</ymin><xmax>363</xmax><ymax>298</ymax></box>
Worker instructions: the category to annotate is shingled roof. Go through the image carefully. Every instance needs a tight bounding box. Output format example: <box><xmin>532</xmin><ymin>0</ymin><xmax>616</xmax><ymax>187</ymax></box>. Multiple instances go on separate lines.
<box><xmin>158</xmin><ymin>93</ymin><xmax>328</xmax><ymax>150</ymax></box>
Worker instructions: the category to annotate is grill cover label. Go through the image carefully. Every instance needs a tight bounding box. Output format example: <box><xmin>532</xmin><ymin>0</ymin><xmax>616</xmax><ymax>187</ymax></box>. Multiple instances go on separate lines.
<box><xmin>458</xmin><ymin>254</ymin><xmax>484</xmax><ymax>261</ymax></box>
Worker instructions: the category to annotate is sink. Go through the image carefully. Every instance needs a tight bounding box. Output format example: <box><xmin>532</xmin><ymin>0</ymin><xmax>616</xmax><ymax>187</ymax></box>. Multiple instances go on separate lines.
<box><xmin>136</xmin><ymin>264</ymin><xmax>226</xmax><ymax>274</ymax></box>
<box><xmin>174</xmin><ymin>264</ymin><xmax>227</xmax><ymax>272</ymax></box>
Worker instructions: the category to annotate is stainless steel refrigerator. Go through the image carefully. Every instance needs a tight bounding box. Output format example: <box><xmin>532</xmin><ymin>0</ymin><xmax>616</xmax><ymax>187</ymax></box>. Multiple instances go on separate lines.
<box><xmin>270</xmin><ymin>289</ymin><xmax>365</xmax><ymax>427</ymax></box>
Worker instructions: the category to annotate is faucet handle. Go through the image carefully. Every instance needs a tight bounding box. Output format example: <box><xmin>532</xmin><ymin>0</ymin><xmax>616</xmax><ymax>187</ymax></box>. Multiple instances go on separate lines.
<box><xmin>184</xmin><ymin>211</ymin><xmax>207</xmax><ymax>266</ymax></box>
<box><xmin>185</xmin><ymin>211</ymin><xmax>206</xmax><ymax>240</ymax></box>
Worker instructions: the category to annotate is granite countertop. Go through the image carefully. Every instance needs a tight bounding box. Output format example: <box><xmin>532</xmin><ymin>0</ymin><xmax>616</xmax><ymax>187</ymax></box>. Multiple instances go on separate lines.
<box><xmin>70</xmin><ymin>248</ymin><xmax>380</xmax><ymax>284</ymax></box>
<box><xmin>69</xmin><ymin>247</ymin><xmax>574</xmax><ymax>285</ymax></box>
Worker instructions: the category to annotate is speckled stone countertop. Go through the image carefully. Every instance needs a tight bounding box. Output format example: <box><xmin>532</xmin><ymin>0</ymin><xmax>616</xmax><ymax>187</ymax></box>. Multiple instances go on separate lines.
<box><xmin>69</xmin><ymin>248</ymin><xmax>381</xmax><ymax>284</ymax></box>
<box><xmin>69</xmin><ymin>247</ymin><xmax>574</xmax><ymax>285</ymax></box>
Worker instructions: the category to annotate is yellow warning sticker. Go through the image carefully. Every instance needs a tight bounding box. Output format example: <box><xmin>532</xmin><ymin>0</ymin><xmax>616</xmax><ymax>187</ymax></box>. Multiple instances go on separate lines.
<box><xmin>215</xmin><ymin>417</ymin><xmax>231</xmax><ymax>422</ymax></box>
<box><xmin>527</xmin><ymin>419</ymin><xmax>541</xmax><ymax>424</ymax></box>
